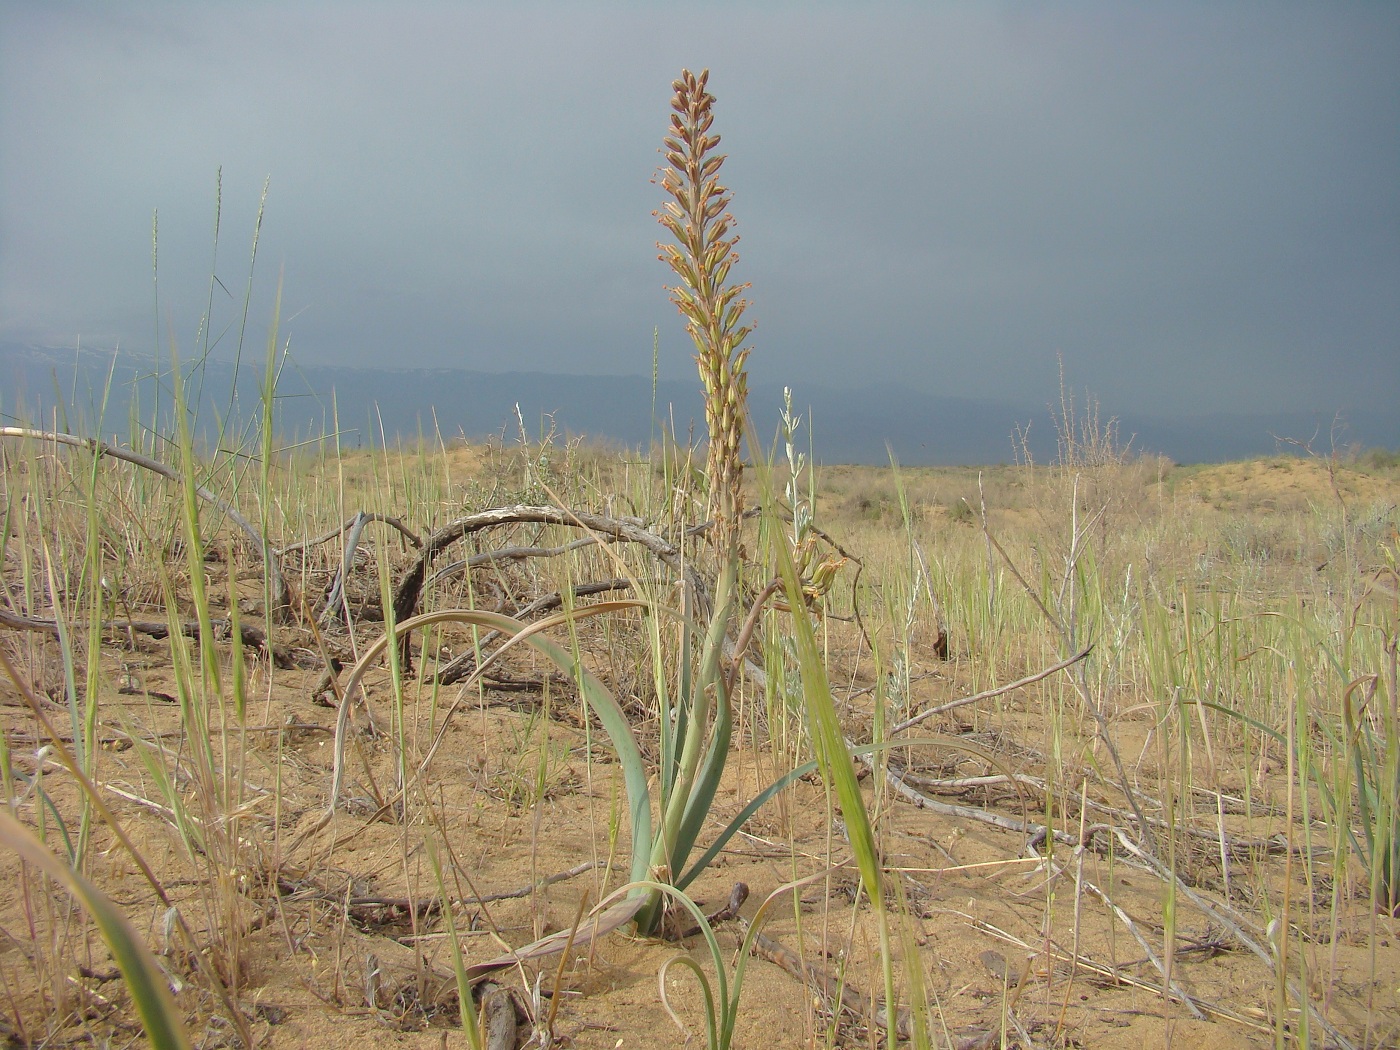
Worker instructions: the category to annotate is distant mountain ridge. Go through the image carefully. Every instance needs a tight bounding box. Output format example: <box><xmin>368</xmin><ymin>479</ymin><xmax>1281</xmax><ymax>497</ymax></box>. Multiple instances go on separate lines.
<box><xmin>2</xmin><ymin>342</ymin><xmax>1393</xmax><ymax>465</ymax></box>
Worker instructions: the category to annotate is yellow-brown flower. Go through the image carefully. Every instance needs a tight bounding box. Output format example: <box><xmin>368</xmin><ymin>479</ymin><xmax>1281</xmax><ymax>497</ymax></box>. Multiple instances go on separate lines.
<box><xmin>655</xmin><ymin>69</ymin><xmax>751</xmax><ymax>549</ymax></box>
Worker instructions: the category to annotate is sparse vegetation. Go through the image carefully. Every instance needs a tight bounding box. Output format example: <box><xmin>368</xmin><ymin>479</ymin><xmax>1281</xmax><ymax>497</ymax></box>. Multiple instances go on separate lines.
<box><xmin>2</xmin><ymin>70</ymin><xmax>1399</xmax><ymax>1050</ymax></box>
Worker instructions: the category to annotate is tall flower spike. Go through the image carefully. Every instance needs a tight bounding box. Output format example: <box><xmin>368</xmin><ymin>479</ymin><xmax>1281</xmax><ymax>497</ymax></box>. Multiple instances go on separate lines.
<box><xmin>655</xmin><ymin>69</ymin><xmax>751</xmax><ymax>550</ymax></box>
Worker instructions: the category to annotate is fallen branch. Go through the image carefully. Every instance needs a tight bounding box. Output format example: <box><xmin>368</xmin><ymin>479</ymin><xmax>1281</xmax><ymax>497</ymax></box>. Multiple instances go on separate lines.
<box><xmin>669</xmin><ymin>880</ymin><xmax>749</xmax><ymax>941</ymax></box>
<box><xmin>0</xmin><ymin>607</ymin><xmax>308</xmax><ymax>669</ymax></box>
<box><xmin>391</xmin><ymin>504</ymin><xmax>706</xmax><ymax>665</ymax></box>
<box><xmin>321</xmin><ymin>511</ymin><xmax>408</xmax><ymax>625</ymax></box>
<box><xmin>874</xmin><ymin>754</ymin><xmax>1079</xmax><ymax>849</ymax></box>
<box><xmin>464</xmin><ymin>895</ymin><xmax>647</xmax><ymax>985</ymax></box>
<box><xmin>891</xmin><ymin>765</ymin><xmax>1299</xmax><ymax>860</ymax></box>
<box><xmin>1038</xmin><ymin>839</ymin><xmax>1206</xmax><ymax>1019</ymax></box>
<box><xmin>279</xmin><ymin>512</ymin><xmax>422</xmax><ymax>554</ymax></box>
<box><xmin>280</xmin><ymin>861</ymin><xmax>600</xmax><ymax>916</ymax></box>
<box><xmin>967</xmin><ymin>915</ymin><xmax>1270</xmax><ymax>1034</ymax></box>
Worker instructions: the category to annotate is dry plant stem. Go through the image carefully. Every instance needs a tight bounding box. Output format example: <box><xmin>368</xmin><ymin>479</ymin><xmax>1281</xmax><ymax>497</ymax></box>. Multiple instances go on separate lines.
<box><xmin>1037</xmin><ymin>844</ymin><xmax>1206</xmax><ymax>1019</ymax></box>
<box><xmin>434</xmin><ymin>578</ymin><xmax>633</xmax><ymax>684</ymax></box>
<box><xmin>0</xmin><ymin>426</ymin><xmax>292</xmax><ymax>618</ymax></box>
<box><xmin>967</xmin><ymin>915</ymin><xmax>1266</xmax><ymax>1033</ymax></box>
<box><xmin>981</xmin><ymin>518</ymin><xmax>1158</xmax><ymax>854</ymax></box>
<box><xmin>541</xmin><ymin>897</ymin><xmax>590</xmax><ymax>1041</ymax></box>
<box><xmin>891</xmin><ymin>644</ymin><xmax>1092</xmax><ymax>733</ymax></box>
<box><xmin>737</xmin><ymin>918</ymin><xmax>913</xmax><ymax>1041</ymax></box>
<box><xmin>427</xmin><ymin>537</ymin><xmax>608</xmax><ymax>586</ymax></box>
<box><xmin>728</xmin><ymin>578</ymin><xmax>783</xmax><ymax>686</ymax></box>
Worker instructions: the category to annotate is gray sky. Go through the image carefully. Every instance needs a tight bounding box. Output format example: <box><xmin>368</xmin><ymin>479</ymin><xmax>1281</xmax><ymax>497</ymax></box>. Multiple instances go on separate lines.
<box><xmin>2</xmin><ymin>1</ymin><xmax>1397</xmax><ymax>419</ymax></box>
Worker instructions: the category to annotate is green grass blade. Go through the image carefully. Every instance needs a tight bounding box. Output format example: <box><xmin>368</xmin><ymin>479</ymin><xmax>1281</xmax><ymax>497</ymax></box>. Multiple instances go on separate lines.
<box><xmin>762</xmin><ymin>458</ymin><xmax>900</xmax><ymax>1047</ymax></box>
<box><xmin>0</xmin><ymin>810</ymin><xmax>192</xmax><ymax>1050</ymax></box>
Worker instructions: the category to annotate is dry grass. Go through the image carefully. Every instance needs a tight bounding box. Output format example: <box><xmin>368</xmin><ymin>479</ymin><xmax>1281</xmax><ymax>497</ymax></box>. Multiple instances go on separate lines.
<box><xmin>1</xmin><ymin>427</ymin><xmax>1397</xmax><ymax>1049</ymax></box>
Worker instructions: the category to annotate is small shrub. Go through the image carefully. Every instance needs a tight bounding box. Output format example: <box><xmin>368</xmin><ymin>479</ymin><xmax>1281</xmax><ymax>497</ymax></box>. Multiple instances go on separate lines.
<box><xmin>946</xmin><ymin>498</ymin><xmax>976</xmax><ymax>526</ymax></box>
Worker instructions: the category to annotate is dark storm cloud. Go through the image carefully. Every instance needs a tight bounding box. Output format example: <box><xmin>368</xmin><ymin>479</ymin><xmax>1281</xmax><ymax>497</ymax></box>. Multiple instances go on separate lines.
<box><xmin>2</xmin><ymin>2</ymin><xmax>1396</xmax><ymax>419</ymax></box>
